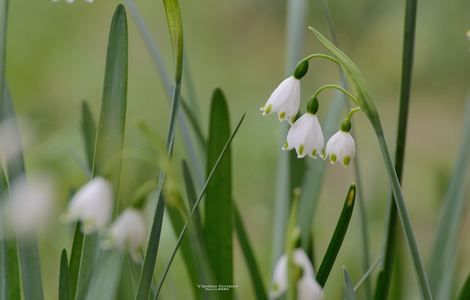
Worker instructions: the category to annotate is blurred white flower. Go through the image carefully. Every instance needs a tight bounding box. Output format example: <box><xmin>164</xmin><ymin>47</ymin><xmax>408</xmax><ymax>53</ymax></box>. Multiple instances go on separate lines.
<box><xmin>325</xmin><ymin>130</ymin><xmax>356</xmax><ymax>167</ymax></box>
<box><xmin>271</xmin><ymin>248</ymin><xmax>318</xmax><ymax>298</ymax></box>
<box><xmin>298</xmin><ymin>276</ymin><xmax>324</xmax><ymax>300</ymax></box>
<box><xmin>2</xmin><ymin>175</ymin><xmax>56</xmax><ymax>237</ymax></box>
<box><xmin>282</xmin><ymin>113</ymin><xmax>324</xmax><ymax>158</ymax></box>
<box><xmin>0</xmin><ymin>118</ymin><xmax>30</xmax><ymax>165</ymax></box>
<box><xmin>260</xmin><ymin>76</ymin><xmax>300</xmax><ymax>124</ymax></box>
<box><xmin>62</xmin><ymin>177</ymin><xmax>113</xmax><ymax>234</ymax></box>
<box><xmin>102</xmin><ymin>208</ymin><xmax>147</xmax><ymax>261</ymax></box>
<box><xmin>52</xmin><ymin>0</ymin><xmax>94</xmax><ymax>3</ymax></box>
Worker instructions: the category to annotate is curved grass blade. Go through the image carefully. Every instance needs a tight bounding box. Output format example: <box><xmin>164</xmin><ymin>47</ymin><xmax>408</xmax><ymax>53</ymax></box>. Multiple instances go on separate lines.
<box><xmin>136</xmin><ymin>0</ymin><xmax>184</xmax><ymax>298</ymax></box>
<box><xmin>153</xmin><ymin>113</ymin><xmax>245</xmax><ymax>299</ymax></box>
<box><xmin>59</xmin><ymin>249</ymin><xmax>71</xmax><ymax>300</ymax></box>
<box><xmin>204</xmin><ymin>88</ymin><xmax>233</xmax><ymax>297</ymax></box>
<box><xmin>75</xmin><ymin>5</ymin><xmax>128</xmax><ymax>299</ymax></box>
<box><xmin>343</xmin><ymin>267</ymin><xmax>356</xmax><ymax>300</ymax></box>
<box><xmin>316</xmin><ymin>184</ymin><xmax>356</xmax><ymax>287</ymax></box>
<box><xmin>457</xmin><ymin>272</ymin><xmax>470</xmax><ymax>300</ymax></box>
<box><xmin>354</xmin><ymin>255</ymin><xmax>382</xmax><ymax>292</ymax></box>
<box><xmin>375</xmin><ymin>0</ymin><xmax>417</xmax><ymax>299</ymax></box>
<box><xmin>234</xmin><ymin>205</ymin><xmax>268</xmax><ymax>300</ymax></box>
<box><xmin>182</xmin><ymin>161</ymin><xmax>203</xmax><ymax>232</ymax></box>
<box><xmin>68</xmin><ymin>222</ymin><xmax>84</xmax><ymax>299</ymax></box>
<box><xmin>310</xmin><ymin>28</ymin><xmax>433</xmax><ymax>300</ymax></box>
<box><xmin>429</xmin><ymin>95</ymin><xmax>470</xmax><ymax>300</ymax></box>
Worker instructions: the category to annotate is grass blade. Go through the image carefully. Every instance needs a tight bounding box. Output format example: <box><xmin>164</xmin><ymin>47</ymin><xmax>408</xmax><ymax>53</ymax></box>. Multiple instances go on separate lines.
<box><xmin>343</xmin><ymin>267</ymin><xmax>356</xmax><ymax>300</ymax></box>
<box><xmin>59</xmin><ymin>249</ymin><xmax>71</xmax><ymax>300</ymax></box>
<box><xmin>354</xmin><ymin>256</ymin><xmax>383</xmax><ymax>292</ymax></box>
<box><xmin>154</xmin><ymin>113</ymin><xmax>245</xmax><ymax>299</ymax></box>
<box><xmin>204</xmin><ymin>88</ymin><xmax>233</xmax><ymax>296</ymax></box>
<box><xmin>429</xmin><ymin>95</ymin><xmax>470</xmax><ymax>299</ymax></box>
<box><xmin>457</xmin><ymin>272</ymin><xmax>470</xmax><ymax>300</ymax></box>
<box><xmin>84</xmin><ymin>250</ymin><xmax>124</xmax><ymax>300</ymax></box>
<box><xmin>234</xmin><ymin>205</ymin><xmax>269</xmax><ymax>300</ymax></box>
<box><xmin>375</xmin><ymin>0</ymin><xmax>417</xmax><ymax>298</ymax></box>
<box><xmin>316</xmin><ymin>185</ymin><xmax>356</xmax><ymax>287</ymax></box>
<box><xmin>81</xmin><ymin>102</ymin><xmax>96</xmax><ymax>171</ymax></box>
<box><xmin>182</xmin><ymin>161</ymin><xmax>203</xmax><ymax>233</ymax></box>
<box><xmin>136</xmin><ymin>0</ymin><xmax>184</xmax><ymax>297</ymax></box>
<box><xmin>68</xmin><ymin>223</ymin><xmax>84</xmax><ymax>299</ymax></box>
<box><xmin>75</xmin><ymin>5</ymin><xmax>128</xmax><ymax>299</ymax></box>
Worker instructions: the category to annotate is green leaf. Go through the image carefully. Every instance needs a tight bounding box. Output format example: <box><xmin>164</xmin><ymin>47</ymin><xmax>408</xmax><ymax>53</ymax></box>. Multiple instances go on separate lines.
<box><xmin>316</xmin><ymin>184</ymin><xmax>356</xmax><ymax>287</ymax></box>
<box><xmin>75</xmin><ymin>5</ymin><xmax>128</xmax><ymax>299</ymax></box>
<box><xmin>343</xmin><ymin>267</ymin><xmax>356</xmax><ymax>300</ymax></box>
<box><xmin>59</xmin><ymin>249</ymin><xmax>71</xmax><ymax>300</ymax></box>
<box><xmin>85</xmin><ymin>250</ymin><xmax>124</xmax><ymax>300</ymax></box>
<box><xmin>457</xmin><ymin>272</ymin><xmax>470</xmax><ymax>300</ymax></box>
<box><xmin>182</xmin><ymin>161</ymin><xmax>203</xmax><ymax>233</ymax></box>
<box><xmin>354</xmin><ymin>255</ymin><xmax>382</xmax><ymax>293</ymax></box>
<box><xmin>203</xmin><ymin>88</ymin><xmax>233</xmax><ymax>295</ymax></box>
<box><xmin>68</xmin><ymin>222</ymin><xmax>84</xmax><ymax>299</ymax></box>
<box><xmin>429</xmin><ymin>95</ymin><xmax>470</xmax><ymax>300</ymax></box>
<box><xmin>234</xmin><ymin>205</ymin><xmax>269</xmax><ymax>300</ymax></box>
<box><xmin>81</xmin><ymin>102</ymin><xmax>97</xmax><ymax>171</ymax></box>
<box><xmin>136</xmin><ymin>0</ymin><xmax>184</xmax><ymax>297</ymax></box>
<box><xmin>153</xmin><ymin>113</ymin><xmax>245</xmax><ymax>299</ymax></box>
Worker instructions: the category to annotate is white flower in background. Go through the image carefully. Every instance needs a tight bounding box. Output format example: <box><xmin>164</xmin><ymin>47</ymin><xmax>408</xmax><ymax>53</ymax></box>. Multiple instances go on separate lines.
<box><xmin>2</xmin><ymin>175</ymin><xmax>56</xmax><ymax>237</ymax></box>
<box><xmin>282</xmin><ymin>113</ymin><xmax>324</xmax><ymax>158</ymax></box>
<box><xmin>52</xmin><ymin>0</ymin><xmax>94</xmax><ymax>3</ymax></box>
<box><xmin>0</xmin><ymin>118</ymin><xmax>33</xmax><ymax>165</ymax></box>
<box><xmin>62</xmin><ymin>177</ymin><xmax>113</xmax><ymax>234</ymax></box>
<box><xmin>297</xmin><ymin>276</ymin><xmax>324</xmax><ymax>300</ymax></box>
<box><xmin>271</xmin><ymin>248</ymin><xmax>321</xmax><ymax>299</ymax></box>
<box><xmin>325</xmin><ymin>130</ymin><xmax>356</xmax><ymax>167</ymax></box>
<box><xmin>102</xmin><ymin>208</ymin><xmax>147</xmax><ymax>261</ymax></box>
<box><xmin>260</xmin><ymin>76</ymin><xmax>300</xmax><ymax>124</ymax></box>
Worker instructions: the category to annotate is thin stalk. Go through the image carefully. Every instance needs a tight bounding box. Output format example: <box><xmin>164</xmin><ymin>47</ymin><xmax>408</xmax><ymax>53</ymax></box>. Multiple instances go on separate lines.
<box><xmin>311</xmin><ymin>84</ymin><xmax>360</xmax><ymax>104</ymax></box>
<box><xmin>375</xmin><ymin>0</ymin><xmax>417</xmax><ymax>298</ymax></box>
<box><xmin>376</xmin><ymin>132</ymin><xmax>432</xmax><ymax>300</ymax></box>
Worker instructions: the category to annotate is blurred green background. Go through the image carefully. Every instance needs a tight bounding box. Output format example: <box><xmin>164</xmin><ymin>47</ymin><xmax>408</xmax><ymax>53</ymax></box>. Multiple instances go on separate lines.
<box><xmin>5</xmin><ymin>0</ymin><xmax>470</xmax><ymax>299</ymax></box>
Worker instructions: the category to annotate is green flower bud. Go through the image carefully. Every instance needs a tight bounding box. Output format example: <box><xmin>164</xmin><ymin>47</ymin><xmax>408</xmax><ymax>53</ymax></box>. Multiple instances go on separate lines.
<box><xmin>293</xmin><ymin>60</ymin><xmax>309</xmax><ymax>79</ymax></box>
<box><xmin>307</xmin><ymin>97</ymin><xmax>319</xmax><ymax>114</ymax></box>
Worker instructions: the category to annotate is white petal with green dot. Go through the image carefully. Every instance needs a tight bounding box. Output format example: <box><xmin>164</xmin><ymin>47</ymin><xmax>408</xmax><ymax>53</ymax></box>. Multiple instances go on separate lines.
<box><xmin>325</xmin><ymin>130</ymin><xmax>356</xmax><ymax>167</ymax></box>
<box><xmin>260</xmin><ymin>76</ymin><xmax>300</xmax><ymax>124</ymax></box>
<box><xmin>284</xmin><ymin>113</ymin><xmax>324</xmax><ymax>158</ymax></box>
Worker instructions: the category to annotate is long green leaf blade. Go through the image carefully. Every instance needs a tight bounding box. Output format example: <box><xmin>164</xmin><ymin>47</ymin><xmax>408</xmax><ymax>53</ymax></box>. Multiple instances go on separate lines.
<box><xmin>429</xmin><ymin>95</ymin><xmax>470</xmax><ymax>299</ymax></box>
<box><xmin>81</xmin><ymin>102</ymin><xmax>97</xmax><ymax>171</ymax></box>
<box><xmin>75</xmin><ymin>5</ymin><xmax>128</xmax><ymax>299</ymax></box>
<box><xmin>154</xmin><ymin>113</ymin><xmax>245</xmax><ymax>299</ymax></box>
<box><xmin>343</xmin><ymin>267</ymin><xmax>356</xmax><ymax>300</ymax></box>
<box><xmin>204</xmin><ymin>88</ymin><xmax>233</xmax><ymax>296</ymax></box>
<box><xmin>316</xmin><ymin>184</ymin><xmax>356</xmax><ymax>287</ymax></box>
<box><xmin>457</xmin><ymin>272</ymin><xmax>470</xmax><ymax>300</ymax></box>
<box><xmin>59</xmin><ymin>249</ymin><xmax>71</xmax><ymax>300</ymax></box>
<box><xmin>85</xmin><ymin>250</ymin><xmax>124</xmax><ymax>300</ymax></box>
<box><xmin>136</xmin><ymin>0</ymin><xmax>184</xmax><ymax>297</ymax></box>
<box><xmin>234</xmin><ymin>205</ymin><xmax>268</xmax><ymax>300</ymax></box>
<box><xmin>68</xmin><ymin>223</ymin><xmax>84</xmax><ymax>300</ymax></box>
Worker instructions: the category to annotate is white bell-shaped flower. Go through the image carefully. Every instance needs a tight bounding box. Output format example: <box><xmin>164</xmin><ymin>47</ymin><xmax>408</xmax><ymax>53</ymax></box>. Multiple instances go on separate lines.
<box><xmin>271</xmin><ymin>249</ymin><xmax>315</xmax><ymax>298</ymax></box>
<box><xmin>298</xmin><ymin>276</ymin><xmax>324</xmax><ymax>300</ymax></box>
<box><xmin>260</xmin><ymin>76</ymin><xmax>300</xmax><ymax>124</ymax></box>
<box><xmin>325</xmin><ymin>130</ymin><xmax>356</xmax><ymax>167</ymax></box>
<box><xmin>3</xmin><ymin>175</ymin><xmax>56</xmax><ymax>237</ymax></box>
<box><xmin>63</xmin><ymin>177</ymin><xmax>113</xmax><ymax>234</ymax></box>
<box><xmin>102</xmin><ymin>208</ymin><xmax>147</xmax><ymax>261</ymax></box>
<box><xmin>283</xmin><ymin>113</ymin><xmax>324</xmax><ymax>159</ymax></box>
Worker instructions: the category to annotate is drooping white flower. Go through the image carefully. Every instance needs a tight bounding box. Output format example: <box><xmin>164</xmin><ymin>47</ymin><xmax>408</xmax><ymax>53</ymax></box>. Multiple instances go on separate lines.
<box><xmin>260</xmin><ymin>76</ymin><xmax>300</xmax><ymax>124</ymax></box>
<box><xmin>282</xmin><ymin>113</ymin><xmax>324</xmax><ymax>158</ymax></box>
<box><xmin>298</xmin><ymin>276</ymin><xmax>324</xmax><ymax>300</ymax></box>
<box><xmin>3</xmin><ymin>175</ymin><xmax>56</xmax><ymax>237</ymax></box>
<box><xmin>271</xmin><ymin>249</ymin><xmax>315</xmax><ymax>298</ymax></box>
<box><xmin>62</xmin><ymin>177</ymin><xmax>113</xmax><ymax>234</ymax></box>
<box><xmin>325</xmin><ymin>130</ymin><xmax>356</xmax><ymax>167</ymax></box>
<box><xmin>102</xmin><ymin>208</ymin><xmax>147</xmax><ymax>261</ymax></box>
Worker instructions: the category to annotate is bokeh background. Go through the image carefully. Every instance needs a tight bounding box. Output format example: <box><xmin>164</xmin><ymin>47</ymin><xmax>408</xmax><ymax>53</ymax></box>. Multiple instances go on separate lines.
<box><xmin>4</xmin><ymin>0</ymin><xmax>470</xmax><ymax>298</ymax></box>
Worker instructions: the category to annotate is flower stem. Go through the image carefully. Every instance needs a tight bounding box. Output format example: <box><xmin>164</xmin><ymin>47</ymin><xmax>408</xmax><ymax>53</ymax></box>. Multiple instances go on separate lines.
<box><xmin>299</xmin><ymin>53</ymin><xmax>340</xmax><ymax>66</ymax></box>
<box><xmin>312</xmin><ymin>84</ymin><xmax>360</xmax><ymax>105</ymax></box>
<box><xmin>375</xmin><ymin>132</ymin><xmax>433</xmax><ymax>300</ymax></box>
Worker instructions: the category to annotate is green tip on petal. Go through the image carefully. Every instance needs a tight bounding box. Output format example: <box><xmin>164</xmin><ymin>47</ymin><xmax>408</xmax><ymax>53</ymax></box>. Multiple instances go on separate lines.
<box><xmin>298</xmin><ymin>145</ymin><xmax>304</xmax><ymax>156</ymax></box>
<box><xmin>343</xmin><ymin>156</ymin><xmax>351</xmax><ymax>166</ymax></box>
<box><xmin>330</xmin><ymin>154</ymin><xmax>337</xmax><ymax>163</ymax></box>
<box><xmin>262</xmin><ymin>104</ymin><xmax>272</xmax><ymax>114</ymax></box>
<box><xmin>279</xmin><ymin>111</ymin><xmax>286</xmax><ymax>120</ymax></box>
<box><xmin>282</xmin><ymin>142</ymin><xmax>289</xmax><ymax>150</ymax></box>
<box><xmin>311</xmin><ymin>149</ymin><xmax>317</xmax><ymax>157</ymax></box>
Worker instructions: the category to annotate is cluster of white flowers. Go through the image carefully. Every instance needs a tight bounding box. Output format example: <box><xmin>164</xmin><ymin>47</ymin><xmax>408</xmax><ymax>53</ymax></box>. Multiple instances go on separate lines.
<box><xmin>261</xmin><ymin>65</ymin><xmax>357</xmax><ymax>167</ymax></box>
<box><xmin>271</xmin><ymin>248</ymin><xmax>323</xmax><ymax>300</ymax></box>
<box><xmin>62</xmin><ymin>177</ymin><xmax>147</xmax><ymax>261</ymax></box>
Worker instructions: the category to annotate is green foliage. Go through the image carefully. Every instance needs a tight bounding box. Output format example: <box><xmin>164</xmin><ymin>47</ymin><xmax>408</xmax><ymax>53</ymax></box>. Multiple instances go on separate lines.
<box><xmin>59</xmin><ymin>249</ymin><xmax>71</xmax><ymax>300</ymax></box>
<box><xmin>343</xmin><ymin>267</ymin><xmax>356</xmax><ymax>300</ymax></box>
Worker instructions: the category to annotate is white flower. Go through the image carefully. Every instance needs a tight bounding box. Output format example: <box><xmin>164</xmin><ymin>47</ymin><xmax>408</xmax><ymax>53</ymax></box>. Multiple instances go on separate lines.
<box><xmin>2</xmin><ymin>175</ymin><xmax>56</xmax><ymax>237</ymax></box>
<box><xmin>325</xmin><ymin>130</ymin><xmax>356</xmax><ymax>166</ymax></box>
<box><xmin>62</xmin><ymin>177</ymin><xmax>113</xmax><ymax>234</ymax></box>
<box><xmin>52</xmin><ymin>0</ymin><xmax>93</xmax><ymax>3</ymax></box>
<box><xmin>282</xmin><ymin>113</ymin><xmax>324</xmax><ymax>158</ymax></box>
<box><xmin>298</xmin><ymin>276</ymin><xmax>324</xmax><ymax>300</ymax></box>
<box><xmin>260</xmin><ymin>76</ymin><xmax>300</xmax><ymax>124</ymax></box>
<box><xmin>102</xmin><ymin>208</ymin><xmax>147</xmax><ymax>261</ymax></box>
<box><xmin>271</xmin><ymin>249</ymin><xmax>315</xmax><ymax>298</ymax></box>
